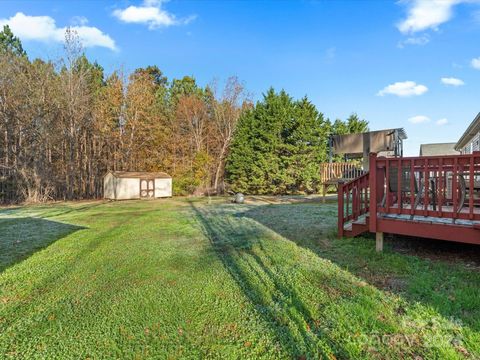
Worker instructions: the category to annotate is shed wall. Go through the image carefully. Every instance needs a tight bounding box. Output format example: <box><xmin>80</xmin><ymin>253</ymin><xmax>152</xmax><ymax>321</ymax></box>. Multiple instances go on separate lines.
<box><xmin>104</xmin><ymin>173</ymin><xmax>115</xmax><ymax>199</ymax></box>
<box><xmin>154</xmin><ymin>178</ymin><xmax>172</xmax><ymax>197</ymax></box>
<box><xmin>115</xmin><ymin>178</ymin><xmax>140</xmax><ymax>200</ymax></box>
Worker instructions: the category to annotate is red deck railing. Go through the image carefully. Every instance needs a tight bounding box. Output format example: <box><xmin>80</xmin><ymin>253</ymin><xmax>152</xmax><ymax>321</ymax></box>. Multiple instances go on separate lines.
<box><xmin>338</xmin><ymin>152</ymin><xmax>480</xmax><ymax>244</ymax></box>
<box><xmin>337</xmin><ymin>171</ymin><xmax>369</xmax><ymax>237</ymax></box>
<box><xmin>372</xmin><ymin>153</ymin><xmax>480</xmax><ymax>222</ymax></box>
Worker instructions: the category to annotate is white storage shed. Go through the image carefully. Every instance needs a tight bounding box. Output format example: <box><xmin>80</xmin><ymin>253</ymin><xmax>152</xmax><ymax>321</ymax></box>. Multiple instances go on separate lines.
<box><xmin>104</xmin><ymin>171</ymin><xmax>172</xmax><ymax>200</ymax></box>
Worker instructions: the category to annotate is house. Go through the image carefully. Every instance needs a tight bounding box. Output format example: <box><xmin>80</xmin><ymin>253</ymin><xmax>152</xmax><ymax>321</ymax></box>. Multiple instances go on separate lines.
<box><xmin>419</xmin><ymin>143</ymin><xmax>459</xmax><ymax>156</ymax></box>
<box><xmin>104</xmin><ymin>171</ymin><xmax>172</xmax><ymax>200</ymax></box>
<box><xmin>455</xmin><ymin>112</ymin><xmax>480</xmax><ymax>154</ymax></box>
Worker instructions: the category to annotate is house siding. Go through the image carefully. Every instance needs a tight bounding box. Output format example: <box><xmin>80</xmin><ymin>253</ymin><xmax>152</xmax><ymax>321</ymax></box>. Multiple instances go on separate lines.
<box><xmin>461</xmin><ymin>132</ymin><xmax>480</xmax><ymax>154</ymax></box>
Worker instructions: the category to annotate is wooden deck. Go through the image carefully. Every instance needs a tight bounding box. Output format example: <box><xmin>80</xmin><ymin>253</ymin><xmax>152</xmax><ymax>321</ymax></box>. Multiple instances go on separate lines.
<box><xmin>338</xmin><ymin>152</ymin><xmax>480</xmax><ymax>247</ymax></box>
<box><xmin>344</xmin><ymin>210</ymin><xmax>480</xmax><ymax>245</ymax></box>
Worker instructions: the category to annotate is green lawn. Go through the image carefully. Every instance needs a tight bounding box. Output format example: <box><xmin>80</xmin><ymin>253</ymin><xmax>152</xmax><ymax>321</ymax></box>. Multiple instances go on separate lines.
<box><xmin>1</xmin><ymin>198</ymin><xmax>479</xmax><ymax>359</ymax></box>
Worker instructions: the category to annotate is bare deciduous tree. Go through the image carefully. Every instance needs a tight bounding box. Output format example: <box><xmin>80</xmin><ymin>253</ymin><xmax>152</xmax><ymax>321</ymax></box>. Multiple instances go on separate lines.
<box><xmin>211</xmin><ymin>77</ymin><xmax>251</xmax><ymax>193</ymax></box>
<box><xmin>0</xmin><ymin>26</ymin><xmax>250</xmax><ymax>202</ymax></box>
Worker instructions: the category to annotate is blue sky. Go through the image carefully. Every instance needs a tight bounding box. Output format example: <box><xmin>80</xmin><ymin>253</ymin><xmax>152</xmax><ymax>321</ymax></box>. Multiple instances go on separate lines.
<box><xmin>1</xmin><ymin>0</ymin><xmax>480</xmax><ymax>155</ymax></box>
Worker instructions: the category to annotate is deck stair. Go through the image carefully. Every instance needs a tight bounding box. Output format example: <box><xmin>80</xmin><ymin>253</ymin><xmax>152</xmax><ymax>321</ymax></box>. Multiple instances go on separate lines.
<box><xmin>343</xmin><ymin>215</ymin><xmax>369</xmax><ymax>237</ymax></box>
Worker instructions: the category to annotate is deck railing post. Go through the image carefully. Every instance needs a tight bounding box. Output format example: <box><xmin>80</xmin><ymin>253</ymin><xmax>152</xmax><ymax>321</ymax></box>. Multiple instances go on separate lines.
<box><xmin>397</xmin><ymin>158</ymin><xmax>402</xmax><ymax>214</ymax></box>
<box><xmin>453</xmin><ymin>158</ymin><xmax>458</xmax><ymax>218</ymax></box>
<box><xmin>352</xmin><ymin>186</ymin><xmax>357</xmax><ymax>218</ymax></box>
<box><xmin>438</xmin><ymin>158</ymin><xmax>443</xmax><ymax>216</ymax></box>
<box><xmin>410</xmin><ymin>159</ymin><xmax>415</xmax><ymax>215</ymax></box>
<box><xmin>338</xmin><ymin>180</ymin><xmax>345</xmax><ymax>238</ymax></box>
<box><xmin>385</xmin><ymin>159</ymin><xmax>390</xmax><ymax>211</ymax></box>
<box><xmin>424</xmin><ymin>158</ymin><xmax>429</xmax><ymax>215</ymax></box>
<box><xmin>368</xmin><ymin>153</ymin><xmax>377</xmax><ymax>233</ymax></box>
<box><xmin>469</xmin><ymin>156</ymin><xmax>474</xmax><ymax>219</ymax></box>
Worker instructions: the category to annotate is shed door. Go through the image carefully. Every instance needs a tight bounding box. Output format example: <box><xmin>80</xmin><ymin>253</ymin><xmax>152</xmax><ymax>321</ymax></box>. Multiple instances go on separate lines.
<box><xmin>140</xmin><ymin>179</ymin><xmax>155</xmax><ymax>198</ymax></box>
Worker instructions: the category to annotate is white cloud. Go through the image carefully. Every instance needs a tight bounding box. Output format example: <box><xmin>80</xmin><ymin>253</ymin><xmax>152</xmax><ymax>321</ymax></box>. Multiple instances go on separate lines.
<box><xmin>474</xmin><ymin>9</ymin><xmax>480</xmax><ymax>21</ymax></box>
<box><xmin>472</xmin><ymin>57</ymin><xmax>480</xmax><ymax>69</ymax></box>
<box><xmin>408</xmin><ymin>115</ymin><xmax>431</xmax><ymax>124</ymax></box>
<box><xmin>324</xmin><ymin>47</ymin><xmax>336</xmax><ymax>63</ymax></box>
<box><xmin>377</xmin><ymin>81</ymin><xmax>428</xmax><ymax>97</ymax></box>
<box><xmin>408</xmin><ymin>116</ymin><xmax>449</xmax><ymax>125</ymax></box>
<box><xmin>71</xmin><ymin>16</ymin><xmax>89</xmax><ymax>26</ymax></box>
<box><xmin>397</xmin><ymin>34</ymin><xmax>430</xmax><ymax>48</ymax></box>
<box><xmin>113</xmin><ymin>0</ymin><xmax>195</xmax><ymax>29</ymax></box>
<box><xmin>441</xmin><ymin>77</ymin><xmax>465</xmax><ymax>86</ymax></box>
<box><xmin>0</xmin><ymin>12</ymin><xmax>116</xmax><ymax>50</ymax></box>
<box><xmin>397</xmin><ymin>0</ymin><xmax>464</xmax><ymax>34</ymax></box>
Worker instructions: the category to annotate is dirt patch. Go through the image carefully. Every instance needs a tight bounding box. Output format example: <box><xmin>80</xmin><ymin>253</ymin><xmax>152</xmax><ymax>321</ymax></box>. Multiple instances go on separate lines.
<box><xmin>387</xmin><ymin>235</ymin><xmax>480</xmax><ymax>270</ymax></box>
<box><xmin>366</xmin><ymin>274</ymin><xmax>408</xmax><ymax>293</ymax></box>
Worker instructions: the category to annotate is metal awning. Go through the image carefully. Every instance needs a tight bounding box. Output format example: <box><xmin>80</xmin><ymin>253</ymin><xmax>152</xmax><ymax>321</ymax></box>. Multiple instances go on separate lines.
<box><xmin>331</xmin><ymin>128</ymin><xmax>407</xmax><ymax>157</ymax></box>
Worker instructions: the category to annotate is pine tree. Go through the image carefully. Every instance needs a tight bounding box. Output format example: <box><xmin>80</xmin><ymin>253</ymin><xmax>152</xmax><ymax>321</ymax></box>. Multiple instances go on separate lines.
<box><xmin>0</xmin><ymin>25</ymin><xmax>26</xmax><ymax>57</ymax></box>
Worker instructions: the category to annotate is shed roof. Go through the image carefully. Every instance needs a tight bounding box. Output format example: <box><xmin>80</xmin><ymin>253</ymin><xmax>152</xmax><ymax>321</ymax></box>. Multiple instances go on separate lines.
<box><xmin>419</xmin><ymin>143</ymin><xmax>459</xmax><ymax>156</ymax></box>
<box><xmin>455</xmin><ymin>112</ymin><xmax>480</xmax><ymax>150</ymax></box>
<box><xmin>107</xmin><ymin>171</ymin><xmax>171</xmax><ymax>179</ymax></box>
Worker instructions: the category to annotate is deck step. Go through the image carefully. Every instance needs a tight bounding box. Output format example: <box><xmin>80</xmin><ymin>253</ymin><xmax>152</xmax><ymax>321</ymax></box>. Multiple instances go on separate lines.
<box><xmin>343</xmin><ymin>215</ymin><xmax>369</xmax><ymax>237</ymax></box>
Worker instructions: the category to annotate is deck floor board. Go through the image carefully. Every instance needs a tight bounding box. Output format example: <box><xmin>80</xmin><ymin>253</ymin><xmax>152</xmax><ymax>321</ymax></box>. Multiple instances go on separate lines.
<box><xmin>343</xmin><ymin>211</ymin><xmax>480</xmax><ymax>231</ymax></box>
<box><xmin>389</xmin><ymin>203</ymin><xmax>480</xmax><ymax>215</ymax></box>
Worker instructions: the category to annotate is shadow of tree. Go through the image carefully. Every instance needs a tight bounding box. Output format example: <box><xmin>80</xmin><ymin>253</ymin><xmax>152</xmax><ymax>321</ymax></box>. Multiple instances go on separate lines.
<box><xmin>0</xmin><ymin>217</ymin><xmax>86</xmax><ymax>272</ymax></box>
<box><xmin>190</xmin><ymin>202</ymin><xmax>336</xmax><ymax>358</ymax></box>
<box><xmin>244</xmin><ymin>203</ymin><xmax>480</xmax><ymax>332</ymax></box>
<box><xmin>0</xmin><ymin>201</ymin><xmax>106</xmax><ymax>220</ymax></box>
<box><xmin>37</xmin><ymin>202</ymin><xmax>106</xmax><ymax>219</ymax></box>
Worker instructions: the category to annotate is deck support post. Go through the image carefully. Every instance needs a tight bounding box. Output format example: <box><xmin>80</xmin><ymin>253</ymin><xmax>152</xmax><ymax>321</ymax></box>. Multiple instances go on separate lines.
<box><xmin>322</xmin><ymin>184</ymin><xmax>326</xmax><ymax>203</ymax></box>
<box><xmin>376</xmin><ymin>232</ymin><xmax>384</xmax><ymax>252</ymax></box>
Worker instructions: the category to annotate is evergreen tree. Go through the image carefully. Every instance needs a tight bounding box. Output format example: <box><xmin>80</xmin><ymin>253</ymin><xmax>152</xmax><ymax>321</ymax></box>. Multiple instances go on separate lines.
<box><xmin>169</xmin><ymin>76</ymin><xmax>202</xmax><ymax>104</ymax></box>
<box><xmin>226</xmin><ymin>88</ymin><xmax>329</xmax><ymax>194</ymax></box>
<box><xmin>331</xmin><ymin>114</ymin><xmax>368</xmax><ymax>135</ymax></box>
<box><xmin>345</xmin><ymin>113</ymin><xmax>369</xmax><ymax>133</ymax></box>
<box><xmin>0</xmin><ymin>25</ymin><xmax>26</xmax><ymax>57</ymax></box>
<box><xmin>133</xmin><ymin>65</ymin><xmax>168</xmax><ymax>87</ymax></box>
<box><xmin>73</xmin><ymin>54</ymin><xmax>105</xmax><ymax>94</ymax></box>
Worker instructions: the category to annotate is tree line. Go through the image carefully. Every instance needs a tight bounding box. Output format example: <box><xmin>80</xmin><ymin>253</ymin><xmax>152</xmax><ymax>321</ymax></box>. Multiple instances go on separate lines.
<box><xmin>226</xmin><ymin>89</ymin><xmax>368</xmax><ymax>194</ymax></box>
<box><xmin>0</xmin><ymin>26</ymin><xmax>367</xmax><ymax>203</ymax></box>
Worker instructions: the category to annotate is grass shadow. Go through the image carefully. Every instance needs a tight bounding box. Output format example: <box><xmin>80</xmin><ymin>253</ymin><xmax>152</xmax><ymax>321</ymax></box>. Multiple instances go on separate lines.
<box><xmin>190</xmin><ymin>202</ymin><xmax>336</xmax><ymax>358</ymax></box>
<box><xmin>0</xmin><ymin>217</ymin><xmax>86</xmax><ymax>272</ymax></box>
<box><xmin>38</xmin><ymin>202</ymin><xmax>106</xmax><ymax>219</ymax></box>
<box><xmin>0</xmin><ymin>207</ymin><xmax>23</xmax><ymax>216</ymax></box>
<box><xmin>244</xmin><ymin>203</ymin><xmax>480</xmax><ymax>332</ymax></box>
